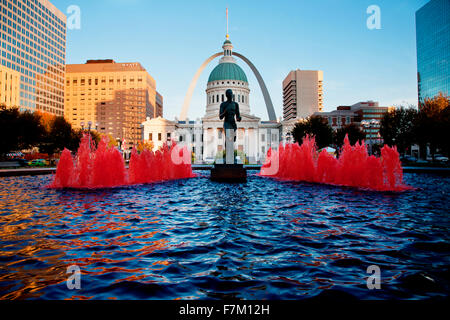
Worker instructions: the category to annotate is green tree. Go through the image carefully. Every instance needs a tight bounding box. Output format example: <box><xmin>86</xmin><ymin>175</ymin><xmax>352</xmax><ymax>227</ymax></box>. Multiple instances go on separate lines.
<box><xmin>334</xmin><ymin>123</ymin><xmax>366</xmax><ymax>150</ymax></box>
<box><xmin>291</xmin><ymin>115</ymin><xmax>333</xmax><ymax>149</ymax></box>
<box><xmin>380</xmin><ymin>106</ymin><xmax>418</xmax><ymax>155</ymax></box>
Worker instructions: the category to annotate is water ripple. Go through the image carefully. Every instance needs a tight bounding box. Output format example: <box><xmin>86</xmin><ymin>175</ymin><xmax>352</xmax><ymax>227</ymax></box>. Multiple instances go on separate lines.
<box><xmin>0</xmin><ymin>172</ymin><xmax>448</xmax><ymax>299</ymax></box>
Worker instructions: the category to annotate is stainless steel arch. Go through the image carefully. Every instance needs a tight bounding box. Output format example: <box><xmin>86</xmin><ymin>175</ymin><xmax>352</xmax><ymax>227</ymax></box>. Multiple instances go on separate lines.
<box><xmin>232</xmin><ymin>52</ymin><xmax>277</xmax><ymax>121</ymax></box>
<box><xmin>180</xmin><ymin>52</ymin><xmax>277</xmax><ymax>121</ymax></box>
<box><xmin>180</xmin><ymin>52</ymin><xmax>223</xmax><ymax>121</ymax></box>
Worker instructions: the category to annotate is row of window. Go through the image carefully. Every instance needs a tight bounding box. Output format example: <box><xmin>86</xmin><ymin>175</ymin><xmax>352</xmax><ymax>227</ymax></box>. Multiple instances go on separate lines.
<box><xmin>3</xmin><ymin>0</ymin><xmax>66</xmax><ymax>47</ymax></box>
<box><xmin>207</xmin><ymin>92</ymin><xmax>248</xmax><ymax>104</ymax></box>
<box><xmin>2</xmin><ymin>17</ymin><xmax>65</xmax><ymax>63</ymax></box>
<box><xmin>67</xmin><ymin>76</ymin><xmax>144</xmax><ymax>86</ymax></box>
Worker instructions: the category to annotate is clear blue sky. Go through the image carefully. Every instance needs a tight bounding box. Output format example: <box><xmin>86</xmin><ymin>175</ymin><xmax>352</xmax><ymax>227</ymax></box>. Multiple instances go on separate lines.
<box><xmin>53</xmin><ymin>0</ymin><xmax>429</xmax><ymax>120</ymax></box>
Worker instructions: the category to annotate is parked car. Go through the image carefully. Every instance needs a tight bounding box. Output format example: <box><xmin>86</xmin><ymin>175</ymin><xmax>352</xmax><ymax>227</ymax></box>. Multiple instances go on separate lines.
<box><xmin>426</xmin><ymin>154</ymin><xmax>449</xmax><ymax>162</ymax></box>
<box><xmin>28</xmin><ymin>159</ymin><xmax>48</xmax><ymax>167</ymax></box>
<box><xmin>435</xmin><ymin>156</ymin><xmax>449</xmax><ymax>163</ymax></box>
<box><xmin>401</xmin><ymin>155</ymin><xmax>417</xmax><ymax>162</ymax></box>
<box><xmin>16</xmin><ymin>159</ymin><xmax>29</xmax><ymax>167</ymax></box>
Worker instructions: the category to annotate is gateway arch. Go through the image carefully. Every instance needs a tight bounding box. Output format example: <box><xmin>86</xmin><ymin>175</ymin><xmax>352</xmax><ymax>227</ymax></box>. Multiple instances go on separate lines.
<box><xmin>180</xmin><ymin>52</ymin><xmax>277</xmax><ymax>121</ymax></box>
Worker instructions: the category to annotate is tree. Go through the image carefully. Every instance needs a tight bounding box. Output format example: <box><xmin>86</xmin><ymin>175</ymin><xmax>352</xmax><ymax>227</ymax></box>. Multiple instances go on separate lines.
<box><xmin>334</xmin><ymin>123</ymin><xmax>366</xmax><ymax>150</ymax></box>
<box><xmin>415</xmin><ymin>93</ymin><xmax>450</xmax><ymax>159</ymax></box>
<box><xmin>39</xmin><ymin>116</ymin><xmax>76</xmax><ymax>155</ymax></box>
<box><xmin>0</xmin><ymin>105</ymin><xmax>45</xmax><ymax>157</ymax></box>
<box><xmin>102</xmin><ymin>133</ymin><xmax>119</xmax><ymax>148</ymax></box>
<box><xmin>380</xmin><ymin>106</ymin><xmax>418</xmax><ymax>155</ymax></box>
<box><xmin>137</xmin><ymin>140</ymin><xmax>154</xmax><ymax>153</ymax></box>
<box><xmin>36</xmin><ymin>110</ymin><xmax>56</xmax><ymax>133</ymax></box>
<box><xmin>291</xmin><ymin>115</ymin><xmax>333</xmax><ymax>149</ymax></box>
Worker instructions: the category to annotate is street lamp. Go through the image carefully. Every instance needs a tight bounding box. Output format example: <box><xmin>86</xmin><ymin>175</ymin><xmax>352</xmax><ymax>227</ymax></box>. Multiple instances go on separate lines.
<box><xmin>361</xmin><ymin>119</ymin><xmax>380</xmax><ymax>155</ymax></box>
<box><xmin>286</xmin><ymin>132</ymin><xmax>292</xmax><ymax>145</ymax></box>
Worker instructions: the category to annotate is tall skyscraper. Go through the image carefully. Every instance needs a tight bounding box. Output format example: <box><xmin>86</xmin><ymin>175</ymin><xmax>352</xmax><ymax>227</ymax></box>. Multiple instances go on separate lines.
<box><xmin>282</xmin><ymin>69</ymin><xmax>323</xmax><ymax>120</ymax></box>
<box><xmin>65</xmin><ymin>59</ymin><xmax>163</xmax><ymax>149</ymax></box>
<box><xmin>0</xmin><ymin>0</ymin><xmax>66</xmax><ymax>115</ymax></box>
<box><xmin>416</xmin><ymin>0</ymin><xmax>450</xmax><ymax>104</ymax></box>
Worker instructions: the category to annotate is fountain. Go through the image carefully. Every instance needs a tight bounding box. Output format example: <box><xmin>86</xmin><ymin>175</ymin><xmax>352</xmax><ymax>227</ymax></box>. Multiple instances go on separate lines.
<box><xmin>260</xmin><ymin>135</ymin><xmax>412</xmax><ymax>192</ymax></box>
<box><xmin>49</xmin><ymin>135</ymin><xmax>195</xmax><ymax>189</ymax></box>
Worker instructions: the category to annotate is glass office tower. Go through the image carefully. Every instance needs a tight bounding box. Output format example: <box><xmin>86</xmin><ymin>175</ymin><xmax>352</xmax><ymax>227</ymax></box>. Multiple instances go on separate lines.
<box><xmin>416</xmin><ymin>0</ymin><xmax>450</xmax><ymax>104</ymax></box>
<box><xmin>0</xmin><ymin>0</ymin><xmax>66</xmax><ymax>115</ymax></box>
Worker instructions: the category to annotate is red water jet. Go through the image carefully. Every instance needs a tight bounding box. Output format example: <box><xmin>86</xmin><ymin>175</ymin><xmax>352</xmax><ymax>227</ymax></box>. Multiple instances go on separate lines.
<box><xmin>49</xmin><ymin>135</ymin><xmax>195</xmax><ymax>189</ymax></box>
<box><xmin>260</xmin><ymin>135</ymin><xmax>411</xmax><ymax>192</ymax></box>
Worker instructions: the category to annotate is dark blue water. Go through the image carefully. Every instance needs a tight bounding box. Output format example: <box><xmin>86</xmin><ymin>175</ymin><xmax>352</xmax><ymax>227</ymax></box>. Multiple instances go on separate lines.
<box><xmin>0</xmin><ymin>172</ymin><xmax>449</xmax><ymax>300</ymax></box>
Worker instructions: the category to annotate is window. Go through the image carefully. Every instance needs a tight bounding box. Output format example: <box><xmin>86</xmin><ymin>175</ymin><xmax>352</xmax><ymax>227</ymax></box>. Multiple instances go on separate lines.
<box><xmin>149</xmin><ymin>133</ymin><xmax>152</xmax><ymax>141</ymax></box>
<box><xmin>222</xmin><ymin>94</ymin><xmax>224</xmax><ymax>102</ymax></box>
<box><xmin>158</xmin><ymin>133</ymin><xmax>162</xmax><ymax>141</ymax></box>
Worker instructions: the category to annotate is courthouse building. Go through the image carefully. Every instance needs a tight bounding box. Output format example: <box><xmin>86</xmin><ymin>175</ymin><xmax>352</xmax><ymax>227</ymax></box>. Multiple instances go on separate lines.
<box><xmin>142</xmin><ymin>37</ymin><xmax>282</xmax><ymax>163</ymax></box>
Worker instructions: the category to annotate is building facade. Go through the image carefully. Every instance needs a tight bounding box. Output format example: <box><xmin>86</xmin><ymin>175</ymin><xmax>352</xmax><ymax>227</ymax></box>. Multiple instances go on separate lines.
<box><xmin>142</xmin><ymin>38</ymin><xmax>281</xmax><ymax>164</ymax></box>
<box><xmin>65</xmin><ymin>59</ymin><xmax>162</xmax><ymax>149</ymax></box>
<box><xmin>282</xmin><ymin>69</ymin><xmax>323</xmax><ymax>120</ymax></box>
<box><xmin>416</xmin><ymin>0</ymin><xmax>450</xmax><ymax>104</ymax></box>
<box><xmin>0</xmin><ymin>65</ymin><xmax>20</xmax><ymax>107</ymax></box>
<box><xmin>314</xmin><ymin>101</ymin><xmax>393</xmax><ymax>142</ymax></box>
<box><xmin>0</xmin><ymin>0</ymin><xmax>66</xmax><ymax>115</ymax></box>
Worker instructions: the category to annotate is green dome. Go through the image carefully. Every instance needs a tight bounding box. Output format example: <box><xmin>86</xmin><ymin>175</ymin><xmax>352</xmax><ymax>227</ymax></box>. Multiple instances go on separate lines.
<box><xmin>223</xmin><ymin>40</ymin><xmax>232</xmax><ymax>45</ymax></box>
<box><xmin>208</xmin><ymin>62</ymin><xmax>248</xmax><ymax>83</ymax></box>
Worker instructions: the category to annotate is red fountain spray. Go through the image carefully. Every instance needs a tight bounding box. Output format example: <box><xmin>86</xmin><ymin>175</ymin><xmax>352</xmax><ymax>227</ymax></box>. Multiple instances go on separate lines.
<box><xmin>49</xmin><ymin>135</ymin><xmax>195</xmax><ymax>189</ymax></box>
<box><xmin>260</xmin><ymin>135</ymin><xmax>411</xmax><ymax>192</ymax></box>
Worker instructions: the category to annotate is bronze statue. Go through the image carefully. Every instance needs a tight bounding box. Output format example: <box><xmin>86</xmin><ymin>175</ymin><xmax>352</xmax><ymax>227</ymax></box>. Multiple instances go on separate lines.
<box><xmin>219</xmin><ymin>89</ymin><xmax>241</xmax><ymax>142</ymax></box>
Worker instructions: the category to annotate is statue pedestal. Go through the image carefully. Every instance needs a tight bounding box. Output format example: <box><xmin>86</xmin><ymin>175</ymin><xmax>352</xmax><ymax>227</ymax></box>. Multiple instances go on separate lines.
<box><xmin>210</xmin><ymin>164</ymin><xmax>247</xmax><ymax>183</ymax></box>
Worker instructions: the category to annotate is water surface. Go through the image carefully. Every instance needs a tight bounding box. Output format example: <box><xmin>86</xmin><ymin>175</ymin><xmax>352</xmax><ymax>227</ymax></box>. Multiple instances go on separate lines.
<box><xmin>0</xmin><ymin>172</ymin><xmax>448</xmax><ymax>299</ymax></box>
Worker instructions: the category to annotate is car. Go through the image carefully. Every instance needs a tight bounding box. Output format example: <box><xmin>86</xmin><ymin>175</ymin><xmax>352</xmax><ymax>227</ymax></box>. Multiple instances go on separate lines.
<box><xmin>28</xmin><ymin>159</ymin><xmax>48</xmax><ymax>167</ymax></box>
<box><xmin>435</xmin><ymin>156</ymin><xmax>449</xmax><ymax>162</ymax></box>
<box><xmin>16</xmin><ymin>158</ymin><xmax>29</xmax><ymax>167</ymax></box>
<box><xmin>401</xmin><ymin>155</ymin><xmax>416</xmax><ymax>162</ymax></box>
<box><xmin>204</xmin><ymin>157</ymin><xmax>215</xmax><ymax>164</ymax></box>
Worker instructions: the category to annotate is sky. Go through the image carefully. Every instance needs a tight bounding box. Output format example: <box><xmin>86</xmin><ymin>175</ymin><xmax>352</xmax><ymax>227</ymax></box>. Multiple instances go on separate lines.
<box><xmin>52</xmin><ymin>0</ymin><xmax>429</xmax><ymax>120</ymax></box>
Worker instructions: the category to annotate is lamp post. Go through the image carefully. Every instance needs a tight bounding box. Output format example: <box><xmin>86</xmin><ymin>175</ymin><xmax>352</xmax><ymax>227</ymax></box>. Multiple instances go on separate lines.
<box><xmin>361</xmin><ymin>119</ymin><xmax>380</xmax><ymax>155</ymax></box>
<box><xmin>286</xmin><ymin>132</ymin><xmax>292</xmax><ymax>145</ymax></box>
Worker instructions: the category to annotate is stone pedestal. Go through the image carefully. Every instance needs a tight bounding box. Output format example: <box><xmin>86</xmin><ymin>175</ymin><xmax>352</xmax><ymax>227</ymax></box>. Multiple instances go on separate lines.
<box><xmin>210</xmin><ymin>164</ymin><xmax>247</xmax><ymax>183</ymax></box>
<box><xmin>225</xmin><ymin>131</ymin><xmax>235</xmax><ymax>164</ymax></box>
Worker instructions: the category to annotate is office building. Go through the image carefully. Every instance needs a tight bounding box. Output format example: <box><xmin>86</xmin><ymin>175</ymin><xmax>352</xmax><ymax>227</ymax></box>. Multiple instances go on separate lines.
<box><xmin>0</xmin><ymin>0</ymin><xmax>66</xmax><ymax>115</ymax></box>
<box><xmin>314</xmin><ymin>101</ymin><xmax>393</xmax><ymax>142</ymax></box>
<box><xmin>416</xmin><ymin>0</ymin><xmax>450</xmax><ymax>104</ymax></box>
<box><xmin>283</xmin><ymin>70</ymin><xmax>323</xmax><ymax>120</ymax></box>
<box><xmin>65</xmin><ymin>59</ymin><xmax>162</xmax><ymax>149</ymax></box>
